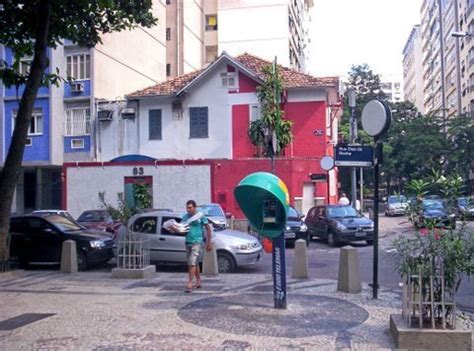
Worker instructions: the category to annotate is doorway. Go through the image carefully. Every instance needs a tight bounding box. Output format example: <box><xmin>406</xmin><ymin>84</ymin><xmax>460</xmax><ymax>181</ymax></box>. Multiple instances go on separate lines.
<box><xmin>302</xmin><ymin>182</ymin><xmax>315</xmax><ymax>216</ymax></box>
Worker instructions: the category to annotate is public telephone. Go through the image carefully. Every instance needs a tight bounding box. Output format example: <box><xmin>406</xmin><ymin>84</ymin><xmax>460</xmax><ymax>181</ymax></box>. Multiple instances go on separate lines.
<box><xmin>263</xmin><ymin>199</ymin><xmax>278</xmax><ymax>223</ymax></box>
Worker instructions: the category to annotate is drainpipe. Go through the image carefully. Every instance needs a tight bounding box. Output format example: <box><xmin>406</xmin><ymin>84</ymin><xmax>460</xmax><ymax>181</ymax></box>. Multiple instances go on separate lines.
<box><xmin>454</xmin><ymin>0</ymin><xmax>463</xmax><ymax>114</ymax></box>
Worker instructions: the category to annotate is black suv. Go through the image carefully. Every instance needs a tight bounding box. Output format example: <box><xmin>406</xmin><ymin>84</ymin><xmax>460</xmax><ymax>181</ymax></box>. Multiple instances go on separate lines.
<box><xmin>9</xmin><ymin>214</ymin><xmax>114</xmax><ymax>270</ymax></box>
<box><xmin>284</xmin><ymin>206</ymin><xmax>309</xmax><ymax>246</ymax></box>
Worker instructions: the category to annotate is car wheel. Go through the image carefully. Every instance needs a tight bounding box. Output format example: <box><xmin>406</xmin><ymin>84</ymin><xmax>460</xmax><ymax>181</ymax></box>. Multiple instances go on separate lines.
<box><xmin>77</xmin><ymin>251</ymin><xmax>88</xmax><ymax>271</ymax></box>
<box><xmin>327</xmin><ymin>231</ymin><xmax>337</xmax><ymax>247</ymax></box>
<box><xmin>366</xmin><ymin>240</ymin><xmax>374</xmax><ymax>246</ymax></box>
<box><xmin>217</xmin><ymin>251</ymin><xmax>236</xmax><ymax>274</ymax></box>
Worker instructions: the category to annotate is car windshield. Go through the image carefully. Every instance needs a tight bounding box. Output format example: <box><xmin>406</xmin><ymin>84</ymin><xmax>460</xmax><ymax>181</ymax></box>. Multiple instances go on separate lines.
<box><xmin>423</xmin><ymin>200</ymin><xmax>445</xmax><ymax>211</ymax></box>
<box><xmin>327</xmin><ymin>206</ymin><xmax>361</xmax><ymax>218</ymax></box>
<box><xmin>47</xmin><ymin>215</ymin><xmax>83</xmax><ymax>232</ymax></box>
<box><xmin>78</xmin><ymin>211</ymin><xmax>111</xmax><ymax>222</ymax></box>
<box><xmin>458</xmin><ymin>198</ymin><xmax>468</xmax><ymax>207</ymax></box>
<box><xmin>197</xmin><ymin>205</ymin><xmax>224</xmax><ymax>217</ymax></box>
<box><xmin>388</xmin><ymin>195</ymin><xmax>406</xmax><ymax>204</ymax></box>
<box><xmin>288</xmin><ymin>207</ymin><xmax>299</xmax><ymax>218</ymax></box>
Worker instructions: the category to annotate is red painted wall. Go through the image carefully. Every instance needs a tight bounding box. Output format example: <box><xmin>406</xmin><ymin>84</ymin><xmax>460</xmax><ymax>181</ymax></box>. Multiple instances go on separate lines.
<box><xmin>238</xmin><ymin>71</ymin><xmax>258</xmax><ymax>93</ymax></box>
<box><xmin>284</xmin><ymin>101</ymin><xmax>327</xmax><ymax>157</ymax></box>
<box><xmin>232</xmin><ymin>105</ymin><xmax>257</xmax><ymax>158</ymax></box>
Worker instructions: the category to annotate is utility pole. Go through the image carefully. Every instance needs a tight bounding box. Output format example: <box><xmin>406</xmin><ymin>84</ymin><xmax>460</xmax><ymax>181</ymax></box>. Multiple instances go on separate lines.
<box><xmin>348</xmin><ymin>88</ymin><xmax>357</xmax><ymax>208</ymax></box>
<box><xmin>437</xmin><ymin>0</ymin><xmax>447</xmax><ymax>128</ymax></box>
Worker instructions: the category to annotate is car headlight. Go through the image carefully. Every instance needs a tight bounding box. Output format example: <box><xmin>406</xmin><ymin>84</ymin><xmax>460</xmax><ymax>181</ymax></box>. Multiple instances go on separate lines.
<box><xmin>448</xmin><ymin>213</ymin><xmax>456</xmax><ymax>218</ymax></box>
<box><xmin>285</xmin><ymin>226</ymin><xmax>291</xmax><ymax>231</ymax></box>
<box><xmin>90</xmin><ymin>240</ymin><xmax>106</xmax><ymax>248</ymax></box>
<box><xmin>239</xmin><ymin>243</ymin><xmax>252</xmax><ymax>250</ymax></box>
<box><xmin>336</xmin><ymin>222</ymin><xmax>346</xmax><ymax>230</ymax></box>
<box><xmin>300</xmin><ymin>224</ymin><xmax>308</xmax><ymax>232</ymax></box>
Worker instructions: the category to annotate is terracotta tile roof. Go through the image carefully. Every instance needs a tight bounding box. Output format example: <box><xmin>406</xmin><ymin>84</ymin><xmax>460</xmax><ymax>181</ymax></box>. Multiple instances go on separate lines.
<box><xmin>127</xmin><ymin>53</ymin><xmax>339</xmax><ymax>98</ymax></box>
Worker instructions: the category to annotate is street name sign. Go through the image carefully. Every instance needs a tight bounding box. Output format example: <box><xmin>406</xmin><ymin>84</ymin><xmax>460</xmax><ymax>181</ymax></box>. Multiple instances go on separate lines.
<box><xmin>335</xmin><ymin>144</ymin><xmax>373</xmax><ymax>167</ymax></box>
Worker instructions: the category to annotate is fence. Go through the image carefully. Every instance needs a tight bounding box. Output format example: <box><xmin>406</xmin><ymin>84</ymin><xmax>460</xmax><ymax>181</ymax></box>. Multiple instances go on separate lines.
<box><xmin>116</xmin><ymin>234</ymin><xmax>150</xmax><ymax>270</ymax></box>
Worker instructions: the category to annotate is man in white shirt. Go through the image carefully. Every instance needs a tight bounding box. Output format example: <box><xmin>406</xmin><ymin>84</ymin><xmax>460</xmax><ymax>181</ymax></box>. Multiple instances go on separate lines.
<box><xmin>338</xmin><ymin>193</ymin><xmax>350</xmax><ymax>205</ymax></box>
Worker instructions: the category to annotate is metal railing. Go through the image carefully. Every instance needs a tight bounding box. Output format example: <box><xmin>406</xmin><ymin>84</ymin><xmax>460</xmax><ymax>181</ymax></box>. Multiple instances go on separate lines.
<box><xmin>116</xmin><ymin>232</ymin><xmax>150</xmax><ymax>270</ymax></box>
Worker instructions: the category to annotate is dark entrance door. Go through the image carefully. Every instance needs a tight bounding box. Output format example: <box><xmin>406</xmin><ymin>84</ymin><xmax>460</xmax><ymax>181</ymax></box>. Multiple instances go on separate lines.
<box><xmin>23</xmin><ymin>170</ymin><xmax>36</xmax><ymax>212</ymax></box>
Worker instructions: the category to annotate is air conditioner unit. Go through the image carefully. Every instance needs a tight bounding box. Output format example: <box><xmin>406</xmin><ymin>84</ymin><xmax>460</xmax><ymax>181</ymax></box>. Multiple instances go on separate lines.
<box><xmin>121</xmin><ymin>107</ymin><xmax>136</xmax><ymax>119</ymax></box>
<box><xmin>70</xmin><ymin>82</ymin><xmax>84</xmax><ymax>93</ymax></box>
<box><xmin>97</xmin><ymin>110</ymin><xmax>113</xmax><ymax>122</ymax></box>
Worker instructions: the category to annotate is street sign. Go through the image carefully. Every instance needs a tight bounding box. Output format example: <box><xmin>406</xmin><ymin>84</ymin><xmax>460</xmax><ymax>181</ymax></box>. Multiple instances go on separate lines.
<box><xmin>320</xmin><ymin>156</ymin><xmax>335</xmax><ymax>171</ymax></box>
<box><xmin>310</xmin><ymin>173</ymin><xmax>327</xmax><ymax>182</ymax></box>
<box><xmin>335</xmin><ymin>144</ymin><xmax>373</xmax><ymax>167</ymax></box>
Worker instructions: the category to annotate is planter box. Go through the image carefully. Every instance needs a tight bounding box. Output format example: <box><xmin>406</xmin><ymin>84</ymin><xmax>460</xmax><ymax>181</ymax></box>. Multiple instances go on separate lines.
<box><xmin>390</xmin><ymin>314</ymin><xmax>472</xmax><ymax>351</ymax></box>
<box><xmin>111</xmin><ymin>265</ymin><xmax>156</xmax><ymax>279</ymax></box>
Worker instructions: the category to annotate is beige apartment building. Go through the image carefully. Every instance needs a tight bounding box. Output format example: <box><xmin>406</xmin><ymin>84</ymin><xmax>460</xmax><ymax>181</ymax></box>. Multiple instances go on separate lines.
<box><xmin>402</xmin><ymin>25</ymin><xmax>425</xmax><ymax>113</ymax></box>
<box><xmin>165</xmin><ymin>0</ymin><xmax>314</xmax><ymax>78</ymax></box>
<box><xmin>419</xmin><ymin>0</ymin><xmax>474</xmax><ymax>117</ymax></box>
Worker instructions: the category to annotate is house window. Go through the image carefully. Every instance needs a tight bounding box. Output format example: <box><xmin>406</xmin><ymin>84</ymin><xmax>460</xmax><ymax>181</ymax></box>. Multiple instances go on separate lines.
<box><xmin>206</xmin><ymin>14</ymin><xmax>218</xmax><ymax>31</ymax></box>
<box><xmin>64</xmin><ymin>107</ymin><xmax>91</xmax><ymax>136</ymax></box>
<box><xmin>12</xmin><ymin>109</ymin><xmax>43</xmax><ymax>136</ymax></box>
<box><xmin>149</xmin><ymin>109</ymin><xmax>162</xmax><ymax>140</ymax></box>
<box><xmin>166</xmin><ymin>0</ymin><xmax>171</xmax><ymax>4</ymax></box>
<box><xmin>166</xmin><ymin>28</ymin><xmax>171</xmax><ymax>41</ymax></box>
<box><xmin>17</xmin><ymin>56</ymin><xmax>32</xmax><ymax>76</ymax></box>
<box><xmin>66</xmin><ymin>53</ymin><xmax>90</xmax><ymax>80</ymax></box>
<box><xmin>189</xmin><ymin>107</ymin><xmax>208</xmax><ymax>138</ymax></box>
<box><xmin>166</xmin><ymin>64</ymin><xmax>171</xmax><ymax>77</ymax></box>
<box><xmin>220</xmin><ymin>72</ymin><xmax>237</xmax><ymax>89</ymax></box>
<box><xmin>250</xmin><ymin>105</ymin><xmax>261</xmax><ymax>123</ymax></box>
<box><xmin>70</xmin><ymin>139</ymin><xmax>85</xmax><ymax>149</ymax></box>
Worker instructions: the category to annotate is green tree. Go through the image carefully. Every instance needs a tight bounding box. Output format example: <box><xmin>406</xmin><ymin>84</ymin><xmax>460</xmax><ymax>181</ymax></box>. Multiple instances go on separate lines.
<box><xmin>0</xmin><ymin>1</ymin><xmax>158</xmax><ymax>266</ymax></box>
<box><xmin>248</xmin><ymin>63</ymin><xmax>293</xmax><ymax>156</ymax></box>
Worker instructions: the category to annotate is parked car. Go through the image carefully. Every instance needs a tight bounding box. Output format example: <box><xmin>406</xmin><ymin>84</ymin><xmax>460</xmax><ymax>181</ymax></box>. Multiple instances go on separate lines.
<box><xmin>77</xmin><ymin>210</ymin><xmax>121</xmax><ymax>236</ymax></box>
<box><xmin>456</xmin><ymin>197</ymin><xmax>474</xmax><ymax>220</ymax></box>
<box><xmin>30</xmin><ymin>210</ymin><xmax>75</xmax><ymax>222</ymax></box>
<box><xmin>284</xmin><ymin>206</ymin><xmax>309</xmax><ymax>246</ymax></box>
<box><xmin>116</xmin><ymin>211</ymin><xmax>262</xmax><ymax>273</ymax></box>
<box><xmin>384</xmin><ymin>195</ymin><xmax>409</xmax><ymax>217</ymax></box>
<box><xmin>197</xmin><ymin>203</ymin><xmax>228</xmax><ymax>228</ymax></box>
<box><xmin>305</xmin><ymin>205</ymin><xmax>374</xmax><ymax>247</ymax></box>
<box><xmin>411</xmin><ymin>199</ymin><xmax>456</xmax><ymax>229</ymax></box>
<box><xmin>8</xmin><ymin>214</ymin><xmax>114</xmax><ymax>270</ymax></box>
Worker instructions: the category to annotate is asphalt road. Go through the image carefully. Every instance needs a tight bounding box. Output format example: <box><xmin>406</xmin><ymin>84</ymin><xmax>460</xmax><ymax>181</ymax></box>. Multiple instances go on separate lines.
<box><xmin>238</xmin><ymin>215</ymin><xmax>474</xmax><ymax>316</ymax></box>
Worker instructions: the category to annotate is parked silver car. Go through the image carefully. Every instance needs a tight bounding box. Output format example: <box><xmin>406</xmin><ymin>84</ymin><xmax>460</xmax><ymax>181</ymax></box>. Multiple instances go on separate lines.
<box><xmin>385</xmin><ymin>195</ymin><xmax>409</xmax><ymax>217</ymax></box>
<box><xmin>197</xmin><ymin>203</ymin><xmax>228</xmax><ymax>228</ymax></box>
<box><xmin>116</xmin><ymin>211</ymin><xmax>262</xmax><ymax>273</ymax></box>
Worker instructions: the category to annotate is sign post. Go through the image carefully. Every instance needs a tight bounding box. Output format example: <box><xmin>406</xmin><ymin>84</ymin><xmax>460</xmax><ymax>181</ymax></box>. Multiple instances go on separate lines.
<box><xmin>234</xmin><ymin>172</ymin><xmax>290</xmax><ymax>309</ymax></box>
<box><xmin>361</xmin><ymin>100</ymin><xmax>392</xmax><ymax>299</ymax></box>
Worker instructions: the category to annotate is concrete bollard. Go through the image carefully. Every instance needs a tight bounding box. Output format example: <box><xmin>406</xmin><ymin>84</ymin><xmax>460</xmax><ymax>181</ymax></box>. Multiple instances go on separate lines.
<box><xmin>337</xmin><ymin>246</ymin><xmax>361</xmax><ymax>293</ymax></box>
<box><xmin>292</xmin><ymin>239</ymin><xmax>309</xmax><ymax>279</ymax></box>
<box><xmin>60</xmin><ymin>240</ymin><xmax>78</xmax><ymax>273</ymax></box>
<box><xmin>202</xmin><ymin>243</ymin><xmax>219</xmax><ymax>276</ymax></box>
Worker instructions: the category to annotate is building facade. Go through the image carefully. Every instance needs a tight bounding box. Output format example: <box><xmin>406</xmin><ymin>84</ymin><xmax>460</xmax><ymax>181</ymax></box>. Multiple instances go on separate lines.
<box><xmin>64</xmin><ymin>53</ymin><xmax>342</xmax><ymax>218</ymax></box>
<box><xmin>0</xmin><ymin>0</ymin><xmax>167</xmax><ymax>214</ymax></box>
<box><xmin>403</xmin><ymin>25</ymin><xmax>425</xmax><ymax>113</ymax></box>
<box><xmin>380</xmin><ymin>76</ymin><xmax>404</xmax><ymax>103</ymax></box>
<box><xmin>165</xmin><ymin>0</ymin><xmax>314</xmax><ymax>78</ymax></box>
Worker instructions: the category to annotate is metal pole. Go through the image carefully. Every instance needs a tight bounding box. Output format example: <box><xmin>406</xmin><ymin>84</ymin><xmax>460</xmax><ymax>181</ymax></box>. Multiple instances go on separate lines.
<box><xmin>348</xmin><ymin>89</ymin><xmax>357</xmax><ymax>208</ymax></box>
<box><xmin>373</xmin><ymin>139</ymin><xmax>380</xmax><ymax>299</ymax></box>
<box><xmin>360</xmin><ymin>167</ymin><xmax>364</xmax><ymax>211</ymax></box>
<box><xmin>437</xmin><ymin>0</ymin><xmax>447</xmax><ymax>126</ymax></box>
<box><xmin>272</xmin><ymin>233</ymin><xmax>287</xmax><ymax>309</ymax></box>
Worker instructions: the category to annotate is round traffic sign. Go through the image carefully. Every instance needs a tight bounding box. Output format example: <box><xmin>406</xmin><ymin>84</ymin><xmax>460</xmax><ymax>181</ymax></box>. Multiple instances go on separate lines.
<box><xmin>320</xmin><ymin>156</ymin><xmax>334</xmax><ymax>171</ymax></box>
<box><xmin>361</xmin><ymin>100</ymin><xmax>392</xmax><ymax>137</ymax></box>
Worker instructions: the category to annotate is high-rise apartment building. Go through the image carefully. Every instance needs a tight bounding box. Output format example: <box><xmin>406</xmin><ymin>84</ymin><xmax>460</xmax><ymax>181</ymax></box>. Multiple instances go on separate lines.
<box><xmin>380</xmin><ymin>76</ymin><xmax>404</xmax><ymax>103</ymax></box>
<box><xmin>418</xmin><ymin>0</ymin><xmax>474</xmax><ymax>117</ymax></box>
<box><xmin>403</xmin><ymin>25</ymin><xmax>425</xmax><ymax>113</ymax></box>
<box><xmin>165</xmin><ymin>0</ymin><xmax>314</xmax><ymax>78</ymax></box>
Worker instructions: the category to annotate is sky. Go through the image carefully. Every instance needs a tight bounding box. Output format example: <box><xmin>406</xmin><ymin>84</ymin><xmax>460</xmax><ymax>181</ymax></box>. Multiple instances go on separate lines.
<box><xmin>308</xmin><ymin>0</ymin><xmax>423</xmax><ymax>80</ymax></box>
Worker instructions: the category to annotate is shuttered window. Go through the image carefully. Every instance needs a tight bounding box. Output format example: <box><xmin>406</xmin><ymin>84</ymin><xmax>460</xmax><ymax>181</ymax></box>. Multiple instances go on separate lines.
<box><xmin>149</xmin><ymin>109</ymin><xmax>162</xmax><ymax>140</ymax></box>
<box><xmin>189</xmin><ymin>107</ymin><xmax>208</xmax><ymax>138</ymax></box>
<box><xmin>64</xmin><ymin>107</ymin><xmax>91</xmax><ymax>136</ymax></box>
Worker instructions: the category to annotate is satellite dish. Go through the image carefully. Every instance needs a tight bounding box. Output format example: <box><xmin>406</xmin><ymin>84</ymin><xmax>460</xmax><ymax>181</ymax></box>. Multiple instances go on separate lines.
<box><xmin>361</xmin><ymin>100</ymin><xmax>392</xmax><ymax>137</ymax></box>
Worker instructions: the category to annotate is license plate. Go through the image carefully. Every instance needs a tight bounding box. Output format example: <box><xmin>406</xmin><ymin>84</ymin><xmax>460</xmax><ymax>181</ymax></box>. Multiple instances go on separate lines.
<box><xmin>285</xmin><ymin>232</ymin><xmax>296</xmax><ymax>239</ymax></box>
<box><xmin>355</xmin><ymin>232</ymin><xmax>366</xmax><ymax>237</ymax></box>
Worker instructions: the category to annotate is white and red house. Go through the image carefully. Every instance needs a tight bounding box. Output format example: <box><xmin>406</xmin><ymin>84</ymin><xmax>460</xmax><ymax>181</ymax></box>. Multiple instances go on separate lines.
<box><xmin>63</xmin><ymin>53</ymin><xmax>342</xmax><ymax>218</ymax></box>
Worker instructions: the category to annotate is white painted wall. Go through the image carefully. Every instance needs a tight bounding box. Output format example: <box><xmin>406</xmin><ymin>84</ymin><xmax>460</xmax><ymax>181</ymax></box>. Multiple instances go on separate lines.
<box><xmin>93</xmin><ymin>0</ymin><xmax>167</xmax><ymax>100</ymax></box>
<box><xmin>217</xmin><ymin>0</ymin><xmax>290</xmax><ymax>67</ymax></box>
<box><xmin>287</xmin><ymin>88</ymin><xmax>327</xmax><ymax>102</ymax></box>
<box><xmin>66</xmin><ymin>164</ymin><xmax>211</xmax><ymax>218</ymax></box>
<box><xmin>138</xmin><ymin>61</ymin><xmax>233</xmax><ymax>159</ymax></box>
<box><xmin>49</xmin><ymin>46</ymin><xmax>66</xmax><ymax>166</ymax></box>
<box><xmin>183</xmin><ymin>0</ymin><xmax>204</xmax><ymax>73</ymax></box>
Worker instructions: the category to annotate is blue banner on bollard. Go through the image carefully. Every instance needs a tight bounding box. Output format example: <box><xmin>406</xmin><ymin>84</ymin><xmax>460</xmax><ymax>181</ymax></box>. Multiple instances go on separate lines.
<box><xmin>272</xmin><ymin>233</ymin><xmax>287</xmax><ymax>309</ymax></box>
